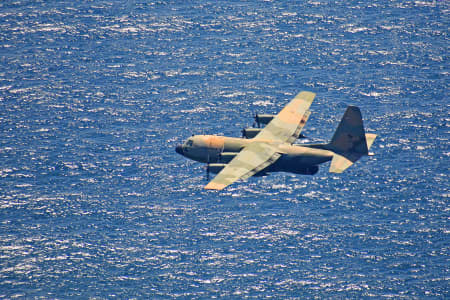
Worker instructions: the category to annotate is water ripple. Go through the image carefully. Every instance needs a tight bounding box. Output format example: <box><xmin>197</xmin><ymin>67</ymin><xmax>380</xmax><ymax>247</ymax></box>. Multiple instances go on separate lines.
<box><xmin>0</xmin><ymin>0</ymin><xmax>448</xmax><ymax>298</ymax></box>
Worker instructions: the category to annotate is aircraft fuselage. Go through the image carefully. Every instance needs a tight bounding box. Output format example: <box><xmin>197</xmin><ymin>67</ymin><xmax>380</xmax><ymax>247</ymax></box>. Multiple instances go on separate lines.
<box><xmin>176</xmin><ymin>135</ymin><xmax>334</xmax><ymax>175</ymax></box>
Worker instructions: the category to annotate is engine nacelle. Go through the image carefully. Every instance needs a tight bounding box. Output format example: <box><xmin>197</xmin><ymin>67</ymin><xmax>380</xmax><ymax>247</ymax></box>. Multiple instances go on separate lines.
<box><xmin>219</xmin><ymin>152</ymin><xmax>238</xmax><ymax>163</ymax></box>
<box><xmin>207</xmin><ymin>163</ymin><xmax>227</xmax><ymax>174</ymax></box>
<box><xmin>255</xmin><ymin>114</ymin><xmax>275</xmax><ymax>126</ymax></box>
<box><xmin>242</xmin><ymin>128</ymin><xmax>261</xmax><ymax>139</ymax></box>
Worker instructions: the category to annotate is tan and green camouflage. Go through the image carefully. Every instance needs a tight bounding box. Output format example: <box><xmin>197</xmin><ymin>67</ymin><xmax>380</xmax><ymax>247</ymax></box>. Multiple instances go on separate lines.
<box><xmin>175</xmin><ymin>91</ymin><xmax>377</xmax><ymax>190</ymax></box>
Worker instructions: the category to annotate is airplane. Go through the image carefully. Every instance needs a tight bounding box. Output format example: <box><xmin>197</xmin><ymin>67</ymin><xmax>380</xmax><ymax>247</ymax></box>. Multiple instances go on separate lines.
<box><xmin>175</xmin><ymin>91</ymin><xmax>377</xmax><ymax>190</ymax></box>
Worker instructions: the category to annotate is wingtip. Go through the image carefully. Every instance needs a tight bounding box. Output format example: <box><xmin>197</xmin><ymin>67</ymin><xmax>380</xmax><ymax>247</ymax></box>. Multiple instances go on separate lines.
<box><xmin>204</xmin><ymin>182</ymin><xmax>227</xmax><ymax>190</ymax></box>
<box><xmin>296</xmin><ymin>91</ymin><xmax>316</xmax><ymax>103</ymax></box>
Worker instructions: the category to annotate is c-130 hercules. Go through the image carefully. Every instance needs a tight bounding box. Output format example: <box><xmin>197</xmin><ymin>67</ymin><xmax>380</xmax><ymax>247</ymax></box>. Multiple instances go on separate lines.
<box><xmin>175</xmin><ymin>91</ymin><xmax>377</xmax><ymax>190</ymax></box>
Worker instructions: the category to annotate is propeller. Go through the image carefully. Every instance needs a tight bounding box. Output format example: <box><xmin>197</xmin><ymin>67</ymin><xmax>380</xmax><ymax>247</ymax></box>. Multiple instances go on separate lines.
<box><xmin>206</xmin><ymin>154</ymin><xmax>210</xmax><ymax>181</ymax></box>
<box><xmin>254</xmin><ymin>113</ymin><xmax>261</xmax><ymax>128</ymax></box>
<box><xmin>241</xmin><ymin>128</ymin><xmax>247</xmax><ymax>138</ymax></box>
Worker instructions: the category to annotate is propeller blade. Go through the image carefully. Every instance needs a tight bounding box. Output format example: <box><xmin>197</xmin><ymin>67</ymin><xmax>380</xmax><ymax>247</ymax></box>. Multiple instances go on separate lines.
<box><xmin>206</xmin><ymin>154</ymin><xmax>211</xmax><ymax>181</ymax></box>
<box><xmin>254</xmin><ymin>113</ymin><xmax>260</xmax><ymax>128</ymax></box>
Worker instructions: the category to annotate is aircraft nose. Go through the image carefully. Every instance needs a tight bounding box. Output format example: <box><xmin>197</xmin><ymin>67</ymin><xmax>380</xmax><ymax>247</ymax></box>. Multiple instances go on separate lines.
<box><xmin>175</xmin><ymin>144</ymin><xmax>183</xmax><ymax>155</ymax></box>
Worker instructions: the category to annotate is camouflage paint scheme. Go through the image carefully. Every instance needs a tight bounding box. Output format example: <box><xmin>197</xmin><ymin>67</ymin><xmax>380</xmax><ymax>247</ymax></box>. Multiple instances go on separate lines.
<box><xmin>175</xmin><ymin>91</ymin><xmax>377</xmax><ymax>190</ymax></box>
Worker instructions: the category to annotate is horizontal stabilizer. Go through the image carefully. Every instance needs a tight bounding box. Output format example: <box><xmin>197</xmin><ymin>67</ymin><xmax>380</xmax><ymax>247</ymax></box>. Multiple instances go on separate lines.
<box><xmin>329</xmin><ymin>154</ymin><xmax>355</xmax><ymax>173</ymax></box>
<box><xmin>365</xmin><ymin>133</ymin><xmax>377</xmax><ymax>150</ymax></box>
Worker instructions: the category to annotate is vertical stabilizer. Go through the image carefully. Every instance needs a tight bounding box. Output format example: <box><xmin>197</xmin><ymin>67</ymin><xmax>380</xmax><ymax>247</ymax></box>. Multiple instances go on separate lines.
<box><xmin>329</xmin><ymin>106</ymin><xmax>368</xmax><ymax>155</ymax></box>
<box><xmin>328</xmin><ymin>106</ymin><xmax>375</xmax><ymax>173</ymax></box>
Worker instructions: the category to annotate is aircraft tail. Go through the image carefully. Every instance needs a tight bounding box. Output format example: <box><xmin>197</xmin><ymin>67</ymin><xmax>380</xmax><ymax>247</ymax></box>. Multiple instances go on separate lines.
<box><xmin>327</xmin><ymin>106</ymin><xmax>377</xmax><ymax>173</ymax></box>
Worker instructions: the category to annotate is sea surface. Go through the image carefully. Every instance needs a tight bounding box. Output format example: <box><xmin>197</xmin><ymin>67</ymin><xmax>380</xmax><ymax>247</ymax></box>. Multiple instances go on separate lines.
<box><xmin>0</xmin><ymin>0</ymin><xmax>448</xmax><ymax>298</ymax></box>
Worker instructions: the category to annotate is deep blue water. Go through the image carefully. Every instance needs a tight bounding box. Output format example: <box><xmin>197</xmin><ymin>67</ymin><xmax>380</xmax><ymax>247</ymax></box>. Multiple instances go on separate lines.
<box><xmin>0</xmin><ymin>0</ymin><xmax>448</xmax><ymax>298</ymax></box>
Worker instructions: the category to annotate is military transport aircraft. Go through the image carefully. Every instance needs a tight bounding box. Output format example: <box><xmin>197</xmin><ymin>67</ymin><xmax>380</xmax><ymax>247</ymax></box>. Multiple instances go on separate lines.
<box><xmin>175</xmin><ymin>91</ymin><xmax>377</xmax><ymax>190</ymax></box>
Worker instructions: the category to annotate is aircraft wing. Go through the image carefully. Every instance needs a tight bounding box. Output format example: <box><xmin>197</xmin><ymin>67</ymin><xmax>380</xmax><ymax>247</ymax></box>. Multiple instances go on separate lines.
<box><xmin>204</xmin><ymin>142</ymin><xmax>282</xmax><ymax>190</ymax></box>
<box><xmin>254</xmin><ymin>91</ymin><xmax>315</xmax><ymax>144</ymax></box>
<box><xmin>204</xmin><ymin>91</ymin><xmax>315</xmax><ymax>190</ymax></box>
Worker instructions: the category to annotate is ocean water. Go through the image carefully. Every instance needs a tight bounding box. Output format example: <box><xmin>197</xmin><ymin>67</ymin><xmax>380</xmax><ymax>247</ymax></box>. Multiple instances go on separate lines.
<box><xmin>0</xmin><ymin>0</ymin><xmax>448</xmax><ymax>298</ymax></box>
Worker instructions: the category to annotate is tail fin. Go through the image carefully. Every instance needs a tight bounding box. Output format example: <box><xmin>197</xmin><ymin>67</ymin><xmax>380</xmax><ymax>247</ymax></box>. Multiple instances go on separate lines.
<box><xmin>328</xmin><ymin>106</ymin><xmax>377</xmax><ymax>173</ymax></box>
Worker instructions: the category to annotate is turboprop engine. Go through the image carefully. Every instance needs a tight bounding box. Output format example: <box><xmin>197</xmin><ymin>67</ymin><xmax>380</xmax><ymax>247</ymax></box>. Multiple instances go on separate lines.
<box><xmin>219</xmin><ymin>152</ymin><xmax>238</xmax><ymax>163</ymax></box>
<box><xmin>207</xmin><ymin>163</ymin><xmax>227</xmax><ymax>174</ymax></box>
<box><xmin>254</xmin><ymin>114</ymin><xmax>275</xmax><ymax>127</ymax></box>
<box><xmin>241</xmin><ymin>128</ymin><xmax>261</xmax><ymax>139</ymax></box>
